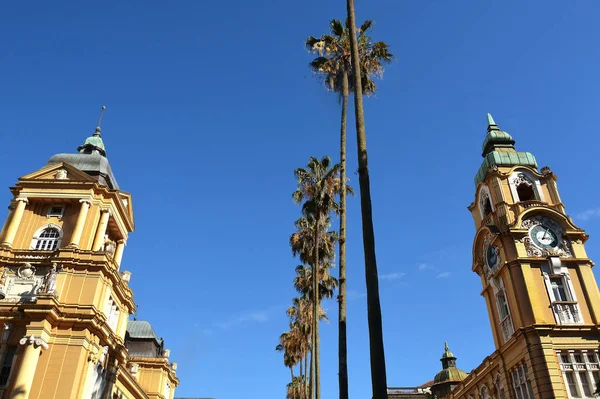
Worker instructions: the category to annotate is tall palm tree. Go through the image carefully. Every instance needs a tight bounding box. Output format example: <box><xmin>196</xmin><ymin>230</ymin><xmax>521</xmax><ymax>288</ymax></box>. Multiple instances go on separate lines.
<box><xmin>345</xmin><ymin>2</ymin><xmax>390</xmax><ymax>398</ymax></box>
<box><xmin>290</xmin><ymin>214</ymin><xmax>339</xmax><ymax>399</ymax></box>
<box><xmin>293</xmin><ymin>156</ymin><xmax>343</xmax><ymax>399</ymax></box>
<box><xmin>306</xmin><ymin>19</ymin><xmax>392</xmax><ymax>399</ymax></box>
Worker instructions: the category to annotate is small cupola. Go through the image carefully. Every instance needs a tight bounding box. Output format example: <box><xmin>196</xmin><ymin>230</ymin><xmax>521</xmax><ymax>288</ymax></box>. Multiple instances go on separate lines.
<box><xmin>77</xmin><ymin>127</ymin><xmax>106</xmax><ymax>157</ymax></box>
<box><xmin>431</xmin><ymin>342</ymin><xmax>468</xmax><ymax>398</ymax></box>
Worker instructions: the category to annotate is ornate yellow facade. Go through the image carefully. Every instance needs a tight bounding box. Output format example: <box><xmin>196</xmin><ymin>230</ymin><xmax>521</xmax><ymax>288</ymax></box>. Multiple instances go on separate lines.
<box><xmin>391</xmin><ymin>114</ymin><xmax>600</xmax><ymax>399</ymax></box>
<box><xmin>0</xmin><ymin>122</ymin><xmax>178</xmax><ymax>398</ymax></box>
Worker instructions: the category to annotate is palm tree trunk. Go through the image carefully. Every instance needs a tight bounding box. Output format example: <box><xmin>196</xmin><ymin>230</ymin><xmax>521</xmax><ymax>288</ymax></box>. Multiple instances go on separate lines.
<box><xmin>305</xmin><ymin>348</ymin><xmax>310</xmax><ymax>399</ymax></box>
<box><xmin>291</xmin><ymin>366</ymin><xmax>295</xmax><ymax>380</ymax></box>
<box><xmin>313</xmin><ymin>213</ymin><xmax>321</xmax><ymax>399</ymax></box>
<box><xmin>309</xmin><ymin>345</ymin><xmax>314</xmax><ymax>399</ymax></box>
<box><xmin>345</xmin><ymin>1</ymin><xmax>388</xmax><ymax>399</ymax></box>
<box><xmin>338</xmin><ymin>68</ymin><xmax>350</xmax><ymax>399</ymax></box>
<box><xmin>299</xmin><ymin>357</ymin><xmax>304</xmax><ymax>399</ymax></box>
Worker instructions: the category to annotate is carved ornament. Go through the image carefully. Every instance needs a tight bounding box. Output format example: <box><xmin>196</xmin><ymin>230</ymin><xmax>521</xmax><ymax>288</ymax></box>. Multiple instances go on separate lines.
<box><xmin>521</xmin><ymin>216</ymin><xmax>573</xmax><ymax>258</ymax></box>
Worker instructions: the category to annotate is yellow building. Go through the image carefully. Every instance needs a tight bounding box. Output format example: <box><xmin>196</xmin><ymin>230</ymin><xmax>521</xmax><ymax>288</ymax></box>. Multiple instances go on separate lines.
<box><xmin>391</xmin><ymin>114</ymin><xmax>600</xmax><ymax>399</ymax></box>
<box><xmin>0</xmin><ymin>118</ymin><xmax>179</xmax><ymax>398</ymax></box>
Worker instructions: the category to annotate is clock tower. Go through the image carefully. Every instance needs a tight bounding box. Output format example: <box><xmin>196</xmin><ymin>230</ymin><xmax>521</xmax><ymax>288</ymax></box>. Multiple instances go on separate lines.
<box><xmin>468</xmin><ymin>114</ymin><xmax>600</xmax><ymax>399</ymax></box>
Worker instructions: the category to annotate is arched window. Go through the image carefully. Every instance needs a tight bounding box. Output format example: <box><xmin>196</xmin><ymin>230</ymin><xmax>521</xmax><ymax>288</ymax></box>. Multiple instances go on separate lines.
<box><xmin>479</xmin><ymin>185</ymin><xmax>495</xmax><ymax>219</ymax></box>
<box><xmin>509</xmin><ymin>171</ymin><xmax>543</xmax><ymax>203</ymax></box>
<box><xmin>516</xmin><ymin>182</ymin><xmax>536</xmax><ymax>202</ymax></box>
<box><xmin>31</xmin><ymin>225</ymin><xmax>62</xmax><ymax>251</ymax></box>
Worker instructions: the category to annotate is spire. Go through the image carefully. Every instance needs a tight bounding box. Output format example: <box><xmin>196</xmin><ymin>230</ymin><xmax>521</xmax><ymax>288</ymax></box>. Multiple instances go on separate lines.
<box><xmin>440</xmin><ymin>342</ymin><xmax>457</xmax><ymax>369</ymax></box>
<box><xmin>475</xmin><ymin>113</ymin><xmax>537</xmax><ymax>184</ymax></box>
<box><xmin>442</xmin><ymin>342</ymin><xmax>454</xmax><ymax>360</ymax></box>
<box><xmin>77</xmin><ymin>106</ymin><xmax>107</xmax><ymax>157</ymax></box>
<box><xmin>487</xmin><ymin>112</ymin><xmax>500</xmax><ymax>132</ymax></box>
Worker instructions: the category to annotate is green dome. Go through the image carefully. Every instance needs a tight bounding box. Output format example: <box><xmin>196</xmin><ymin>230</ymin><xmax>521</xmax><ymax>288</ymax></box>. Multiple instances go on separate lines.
<box><xmin>432</xmin><ymin>342</ymin><xmax>468</xmax><ymax>386</ymax></box>
<box><xmin>433</xmin><ymin>367</ymin><xmax>468</xmax><ymax>384</ymax></box>
<box><xmin>474</xmin><ymin>113</ymin><xmax>538</xmax><ymax>184</ymax></box>
<box><xmin>77</xmin><ymin>127</ymin><xmax>106</xmax><ymax>156</ymax></box>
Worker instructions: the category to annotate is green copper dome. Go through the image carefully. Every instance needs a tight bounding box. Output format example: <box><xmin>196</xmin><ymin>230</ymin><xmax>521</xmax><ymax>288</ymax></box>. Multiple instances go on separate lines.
<box><xmin>432</xmin><ymin>342</ymin><xmax>468</xmax><ymax>386</ymax></box>
<box><xmin>474</xmin><ymin>113</ymin><xmax>537</xmax><ymax>184</ymax></box>
<box><xmin>77</xmin><ymin>127</ymin><xmax>106</xmax><ymax>156</ymax></box>
<box><xmin>433</xmin><ymin>368</ymin><xmax>468</xmax><ymax>384</ymax></box>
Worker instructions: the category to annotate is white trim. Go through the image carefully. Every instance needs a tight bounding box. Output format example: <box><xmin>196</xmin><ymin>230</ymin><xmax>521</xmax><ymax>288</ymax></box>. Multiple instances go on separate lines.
<box><xmin>540</xmin><ymin>261</ymin><xmax>583</xmax><ymax>325</ymax></box>
<box><xmin>491</xmin><ymin>277</ymin><xmax>515</xmax><ymax>342</ymax></box>
<box><xmin>30</xmin><ymin>223</ymin><xmax>63</xmax><ymax>251</ymax></box>
<box><xmin>508</xmin><ymin>170</ymin><xmax>545</xmax><ymax>203</ymax></box>
<box><xmin>46</xmin><ymin>205</ymin><xmax>65</xmax><ymax>219</ymax></box>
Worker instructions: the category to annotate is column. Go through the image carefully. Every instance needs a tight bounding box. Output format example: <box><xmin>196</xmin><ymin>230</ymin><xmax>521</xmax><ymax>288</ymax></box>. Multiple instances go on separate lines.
<box><xmin>0</xmin><ymin>203</ymin><xmax>16</xmax><ymax>243</ymax></box>
<box><xmin>113</xmin><ymin>239</ymin><xmax>126</xmax><ymax>266</ymax></box>
<box><xmin>92</xmin><ymin>210</ymin><xmax>110</xmax><ymax>251</ymax></box>
<box><xmin>12</xmin><ymin>335</ymin><xmax>48</xmax><ymax>399</ymax></box>
<box><xmin>68</xmin><ymin>199</ymin><xmax>91</xmax><ymax>248</ymax></box>
<box><xmin>1</xmin><ymin>198</ymin><xmax>28</xmax><ymax>248</ymax></box>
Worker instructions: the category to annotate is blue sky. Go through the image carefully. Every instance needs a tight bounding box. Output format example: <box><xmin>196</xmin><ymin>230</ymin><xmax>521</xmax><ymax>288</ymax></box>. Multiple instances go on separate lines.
<box><xmin>2</xmin><ymin>0</ymin><xmax>600</xmax><ymax>398</ymax></box>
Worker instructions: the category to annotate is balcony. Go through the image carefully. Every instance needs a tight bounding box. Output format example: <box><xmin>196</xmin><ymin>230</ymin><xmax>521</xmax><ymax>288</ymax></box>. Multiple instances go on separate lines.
<box><xmin>510</xmin><ymin>200</ymin><xmax>562</xmax><ymax>215</ymax></box>
<box><xmin>500</xmin><ymin>315</ymin><xmax>514</xmax><ymax>342</ymax></box>
<box><xmin>553</xmin><ymin>302</ymin><xmax>582</xmax><ymax>324</ymax></box>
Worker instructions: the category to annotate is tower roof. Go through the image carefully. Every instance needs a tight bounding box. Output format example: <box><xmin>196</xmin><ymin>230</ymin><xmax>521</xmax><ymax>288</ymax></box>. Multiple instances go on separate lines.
<box><xmin>46</xmin><ymin>107</ymin><xmax>119</xmax><ymax>189</ymax></box>
<box><xmin>77</xmin><ymin>127</ymin><xmax>106</xmax><ymax>156</ymax></box>
<box><xmin>474</xmin><ymin>113</ymin><xmax>538</xmax><ymax>184</ymax></box>
<box><xmin>441</xmin><ymin>341</ymin><xmax>454</xmax><ymax>359</ymax></box>
<box><xmin>432</xmin><ymin>342</ymin><xmax>468</xmax><ymax>386</ymax></box>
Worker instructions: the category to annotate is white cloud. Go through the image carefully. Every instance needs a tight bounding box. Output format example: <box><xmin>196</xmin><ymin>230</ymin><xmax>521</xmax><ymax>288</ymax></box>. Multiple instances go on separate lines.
<box><xmin>379</xmin><ymin>272</ymin><xmax>406</xmax><ymax>281</ymax></box>
<box><xmin>213</xmin><ymin>309</ymin><xmax>271</xmax><ymax>330</ymax></box>
<box><xmin>576</xmin><ymin>208</ymin><xmax>600</xmax><ymax>221</ymax></box>
<box><xmin>436</xmin><ymin>272</ymin><xmax>452</xmax><ymax>279</ymax></box>
<box><xmin>346</xmin><ymin>290</ymin><xmax>366</xmax><ymax>301</ymax></box>
<box><xmin>417</xmin><ymin>263</ymin><xmax>429</xmax><ymax>271</ymax></box>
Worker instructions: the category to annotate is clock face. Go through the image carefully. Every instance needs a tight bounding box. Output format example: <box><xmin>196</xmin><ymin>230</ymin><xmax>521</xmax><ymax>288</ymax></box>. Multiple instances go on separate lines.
<box><xmin>529</xmin><ymin>225</ymin><xmax>559</xmax><ymax>249</ymax></box>
<box><xmin>485</xmin><ymin>245</ymin><xmax>501</xmax><ymax>270</ymax></box>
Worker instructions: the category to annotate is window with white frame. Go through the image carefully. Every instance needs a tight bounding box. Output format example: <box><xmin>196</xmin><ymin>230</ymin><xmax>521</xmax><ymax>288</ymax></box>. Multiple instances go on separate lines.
<box><xmin>511</xmin><ymin>362</ymin><xmax>534</xmax><ymax>399</ymax></box>
<box><xmin>539</xmin><ymin>261</ymin><xmax>583</xmax><ymax>324</ymax></box>
<box><xmin>494</xmin><ymin>372</ymin><xmax>506</xmax><ymax>399</ymax></box>
<box><xmin>47</xmin><ymin>205</ymin><xmax>65</xmax><ymax>219</ymax></box>
<box><xmin>557</xmin><ymin>349</ymin><xmax>599</xmax><ymax>398</ymax></box>
<box><xmin>509</xmin><ymin>171</ymin><xmax>544</xmax><ymax>203</ymax></box>
<box><xmin>491</xmin><ymin>277</ymin><xmax>514</xmax><ymax>342</ymax></box>
<box><xmin>105</xmin><ymin>296</ymin><xmax>120</xmax><ymax>332</ymax></box>
<box><xmin>32</xmin><ymin>227</ymin><xmax>61</xmax><ymax>250</ymax></box>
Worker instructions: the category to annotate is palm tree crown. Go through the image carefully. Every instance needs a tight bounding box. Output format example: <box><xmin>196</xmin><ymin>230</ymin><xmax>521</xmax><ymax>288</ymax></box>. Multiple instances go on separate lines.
<box><xmin>306</xmin><ymin>19</ymin><xmax>393</xmax><ymax>97</ymax></box>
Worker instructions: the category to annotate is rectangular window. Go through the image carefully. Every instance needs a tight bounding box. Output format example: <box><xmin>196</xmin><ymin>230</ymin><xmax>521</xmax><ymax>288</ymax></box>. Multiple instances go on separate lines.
<box><xmin>580</xmin><ymin>372</ymin><xmax>592</xmax><ymax>396</ymax></box>
<box><xmin>47</xmin><ymin>205</ymin><xmax>65</xmax><ymax>218</ymax></box>
<box><xmin>551</xmin><ymin>277</ymin><xmax>569</xmax><ymax>301</ymax></box>
<box><xmin>575</xmin><ymin>354</ymin><xmax>584</xmax><ymax>364</ymax></box>
<box><xmin>566</xmin><ymin>373</ymin><xmax>580</xmax><ymax>397</ymax></box>
<box><xmin>0</xmin><ymin>346</ymin><xmax>16</xmax><ymax>386</ymax></box>
<box><xmin>498</xmin><ymin>291</ymin><xmax>510</xmax><ymax>320</ymax></box>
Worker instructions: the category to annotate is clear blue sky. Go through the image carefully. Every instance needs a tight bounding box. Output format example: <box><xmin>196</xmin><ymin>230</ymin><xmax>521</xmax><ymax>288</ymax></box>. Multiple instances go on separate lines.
<box><xmin>2</xmin><ymin>0</ymin><xmax>600</xmax><ymax>398</ymax></box>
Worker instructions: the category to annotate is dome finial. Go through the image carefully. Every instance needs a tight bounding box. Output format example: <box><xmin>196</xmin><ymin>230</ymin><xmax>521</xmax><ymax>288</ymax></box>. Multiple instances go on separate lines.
<box><xmin>445</xmin><ymin>341</ymin><xmax>449</xmax><ymax>351</ymax></box>
<box><xmin>95</xmin><ymin>106</ymin><xmax>107</xmax><ymax>136</ymax></box>
<box><xmin>487</xmin><ymin>112</ymin><xmax>500</xmax><ymax>133</ymax></box>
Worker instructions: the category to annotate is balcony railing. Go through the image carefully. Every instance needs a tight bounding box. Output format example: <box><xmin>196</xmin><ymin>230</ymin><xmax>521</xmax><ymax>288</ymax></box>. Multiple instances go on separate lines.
<box><xmin>553</xmin><ymin>302</ymin><xmax>581</xmax><ymax>324</ymax></box>
<box><xmin>500</xmin><ymin>315</ymin><xmax>514</xmax><ymax>342</ymax></box>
